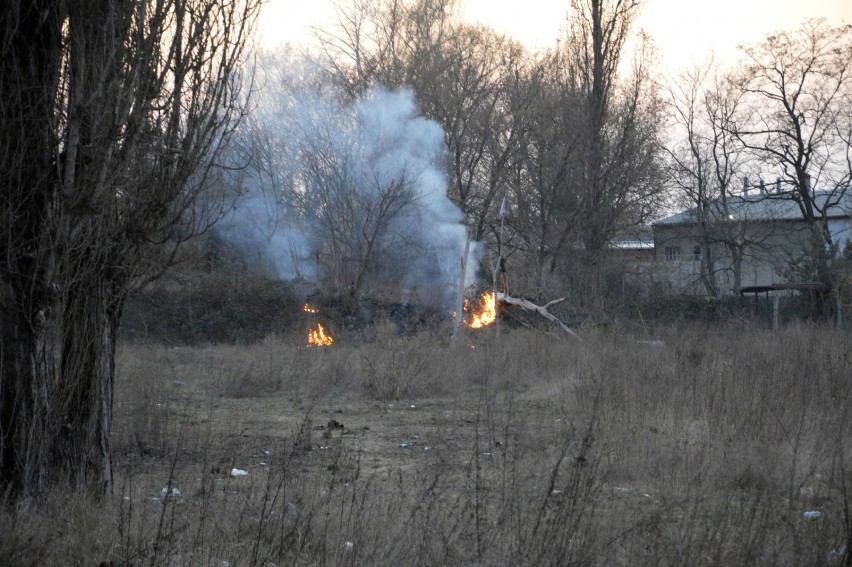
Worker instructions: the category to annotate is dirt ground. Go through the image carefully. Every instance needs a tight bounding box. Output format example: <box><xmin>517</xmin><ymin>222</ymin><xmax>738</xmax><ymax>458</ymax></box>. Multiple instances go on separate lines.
<box><xmin>97</xmin><ymin>330</ymin><xmax>852</xmax><ymax>565</ymax></box>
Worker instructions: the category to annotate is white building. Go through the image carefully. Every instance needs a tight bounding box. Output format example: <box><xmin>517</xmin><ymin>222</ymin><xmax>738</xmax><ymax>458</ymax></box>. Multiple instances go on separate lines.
<box><xmin>652</xmin><ymin>189</ymin><xmax>852</xmax><ymax>295</ymax></box>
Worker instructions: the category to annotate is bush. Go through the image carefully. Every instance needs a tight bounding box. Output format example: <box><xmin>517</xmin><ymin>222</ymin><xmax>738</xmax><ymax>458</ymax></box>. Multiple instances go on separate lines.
<box><xmin>121</xmin><ymin>272</ymin><xmax>299</xmax><ymax>344</ymax></box>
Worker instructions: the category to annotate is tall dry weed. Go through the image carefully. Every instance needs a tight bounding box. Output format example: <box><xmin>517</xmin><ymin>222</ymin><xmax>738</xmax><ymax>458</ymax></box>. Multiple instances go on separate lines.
<box><xmin>3</xmin><ymin>323</ymin><xmax>851</xmax><ymax>565</ymax></box>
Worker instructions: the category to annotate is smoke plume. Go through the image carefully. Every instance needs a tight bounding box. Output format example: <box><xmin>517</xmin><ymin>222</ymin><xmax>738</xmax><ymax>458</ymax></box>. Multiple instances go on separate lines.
<box><xmin>217</xmin><ymin>54</ymin><xmax>479</xmax><ymax>307</ymax></box>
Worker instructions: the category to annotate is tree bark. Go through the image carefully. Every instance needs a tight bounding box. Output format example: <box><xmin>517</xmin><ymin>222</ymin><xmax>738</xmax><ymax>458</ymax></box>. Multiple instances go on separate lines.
<box><xmin>699</xmin><ymin>236</ymin><xmax>719</xmax><ymax>298</ymax></box>
<box><xmin>0</xmin><ymin>0</ymin><xmax>65</xmax><ymax>498</ymax></box>
<box><xmin>53</xmin><ymin>276</ymin><xmax>125</xmax><ymax>493</ymax></box>
<box><xmin>0</xmin><ymin>294</ymin><xmax>58</xmax><ymax>497</ymax></box>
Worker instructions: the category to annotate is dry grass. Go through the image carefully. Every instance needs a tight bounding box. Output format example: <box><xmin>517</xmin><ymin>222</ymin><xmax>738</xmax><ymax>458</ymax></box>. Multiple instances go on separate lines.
<box><xmin>3</xmin><ymin>323</ymin><xmax>852</xmax><ymax>565</ymax></box>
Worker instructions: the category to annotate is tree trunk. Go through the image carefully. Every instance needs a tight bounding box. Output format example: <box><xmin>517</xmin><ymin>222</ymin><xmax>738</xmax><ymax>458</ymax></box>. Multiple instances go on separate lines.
<box><xmin>731</xmin><ymin>245</ymin><xmax>743</xmax><ymax>294</ymax></box>
<box><xmin>811</xmin><ymin>223</ymin><xmax>834</xmax><ymax>318</ymax></box>
<box><xmin>0</xmin><ymin>293</ymin><xmax>58</xmax><ymax>497</ymax></box>
<box><xmin>699</xmin><ymin>238</ymin><xmax>718</xmax><ymax>297</ymax></box>
<box><xmin>1</xmin><ymin>271</ymin><xmax>124</xmax><ymax>497</ymax></box>
<box><xmin>52</xmin><ymin>277</ymin><xmax>125</xmax><ymax>493</ymax></box>
<box><xmin>0</xmin><ymin>0</ymin><xmax>65</xmax><ymax>498</ymax></box>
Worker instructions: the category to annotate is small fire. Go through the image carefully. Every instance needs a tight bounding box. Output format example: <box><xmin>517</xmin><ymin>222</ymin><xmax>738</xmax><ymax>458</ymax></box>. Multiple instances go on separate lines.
<box><xmin>465</xmin><ymin>291</ymin><xmax>497</xmax><ymax>329</ymax></box>
<box><xmin>303</xmin><ymin>303</ymin><xmax>319</xmax><ymax>314</ymax></box>
<box><xmin>308</xmin><ymin>323</ymin><xmax>334</xmax><ymax>347</ymax></box>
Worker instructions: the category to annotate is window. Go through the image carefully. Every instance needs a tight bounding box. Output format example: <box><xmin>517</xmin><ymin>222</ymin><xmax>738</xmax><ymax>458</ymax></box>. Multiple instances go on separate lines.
<box><xmin>665</xmin><ymin>246</ymin><xmax>681</xmax><ymax>262</ymax></box>
<box><xmin>693</xmin><ymin>244</ymin><xmax>702</xmax><ymax>262</ymax></box>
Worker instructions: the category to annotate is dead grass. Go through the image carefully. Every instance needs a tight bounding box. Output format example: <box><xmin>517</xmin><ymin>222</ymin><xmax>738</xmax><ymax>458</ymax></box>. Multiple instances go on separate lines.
<box><xmin>3</xmin><ymin>323</ymin><xmax>852</xmax><ymax>565</ymax></box>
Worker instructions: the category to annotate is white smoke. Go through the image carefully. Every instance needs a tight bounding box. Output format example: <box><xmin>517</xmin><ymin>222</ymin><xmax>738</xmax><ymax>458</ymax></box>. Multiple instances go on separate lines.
<box><xmin>218</xmin><ymin>53</ymin><xmax>479</xmax><ymax>306</ymax></box>
<box><xmin>215</xmin><ymin>189</ymin><xmax>314</xmax><ymax>281</ymax></box>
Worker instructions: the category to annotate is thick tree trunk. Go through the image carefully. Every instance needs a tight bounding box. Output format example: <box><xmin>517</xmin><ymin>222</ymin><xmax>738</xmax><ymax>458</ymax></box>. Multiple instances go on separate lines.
<box><xmin>1</xmin><ymin>274</ymin><xmax>124</xmax><ymax>496</ymax></box>
<box><xmin>53</xmin><ymin>278</ymin><xmax>125</xmax><ymax>493</ymax></box>
<box><xmin>0</xmin><ymin>294</ymin><xmax>58</xmax><ymax>497</ymax></box>
<box><xmin>0</xmin><ymin>0</ymin><xmax>65</xmax><ymax>498</ymax></box>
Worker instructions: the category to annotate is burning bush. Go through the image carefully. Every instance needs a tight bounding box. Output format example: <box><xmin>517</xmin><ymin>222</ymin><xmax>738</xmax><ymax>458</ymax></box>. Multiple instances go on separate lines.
<box><xmin>308</xmin><ymin>323</ymin><xmax>334</xmax><ymax>347</ymax></box>
<box><xmin>465</xmin><ymin>291</ymin><xmax>497</xmax><ymax>329</ymax></box>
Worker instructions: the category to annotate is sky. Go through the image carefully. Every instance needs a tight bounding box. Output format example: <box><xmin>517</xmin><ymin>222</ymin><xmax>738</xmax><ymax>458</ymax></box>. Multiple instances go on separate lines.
<box><xmin>258</xmin><ymin>0</ymin><xmax>852</xmax><ymax>71</ymax></box>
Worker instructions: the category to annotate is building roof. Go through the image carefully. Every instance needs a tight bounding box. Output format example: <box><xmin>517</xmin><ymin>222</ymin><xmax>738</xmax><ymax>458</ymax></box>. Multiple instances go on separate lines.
<box><xmin>655</xmin><ymin>189</ymin><xmax>852</xmax><ymax>227</ymax></box>
<box><xmin>609</xmin><ymin>226</ymin><xmax>654</xmax><ymax>250</ymax></box>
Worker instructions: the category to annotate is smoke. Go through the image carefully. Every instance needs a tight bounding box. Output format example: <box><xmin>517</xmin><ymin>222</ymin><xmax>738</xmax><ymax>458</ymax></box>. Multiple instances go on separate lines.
<box><xmin>217</xmin><ymin>54</ymin><xmax>479</xmax><ymax>306</ymax></box>
<box><xmin>345</xmin><ymin>88</ymin><xmax>480</xmax><ymax>297</ymax></box>
<box><xmin>214</xmin><ymin>188</ymin><xmax>314</xmax><ymax>281</ymax></box>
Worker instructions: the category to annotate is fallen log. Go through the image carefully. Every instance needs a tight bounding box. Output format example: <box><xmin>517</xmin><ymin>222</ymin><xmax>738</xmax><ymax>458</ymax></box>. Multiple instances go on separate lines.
<box><xmin>496</xmin><ymin>292</ymin><xmax>581</xmax><ymax>338</ymax></box>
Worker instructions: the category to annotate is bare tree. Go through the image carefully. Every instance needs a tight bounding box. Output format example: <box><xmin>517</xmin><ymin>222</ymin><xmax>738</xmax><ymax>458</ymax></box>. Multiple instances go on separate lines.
<box><xmin>0</xmin><ymin>0</ymin><xmax>259</xmax><ymax>498</ymax></box>
<box><xmin>295</xmin><ymin>129</ymin><xmax>418</xmax><ymax>313</ymax></box>
<box><xmin>509</xmin><ymin>52</ymin><xmax>584</xmax><ymax>299</ymax></box>
<box><xmin>555</xmin><ymin>0</ymin><xmax>663</xmax><ymax>303</ymax></box>
<box><xmin>663</xmin><ymin>62</ymin><xmax>759</xmax><ymax>295</ymax></box>
<box><xmin>425</xmin><ymin>24</ymin><xmax>528</xmax><ymax>242</ymax></box>
<box><xmin>316</xmin><ymin>0</ymin><xmax>529</xmax><ymax>242</ymax></box>
<box><xmin>730</xmin><ymin>19</ymin><xmax>852</xmax><ymax>311</ymax></box>
<box><xmin>316</xmin><ymin>0</ymin><xmax>458</xmax><ymax>97</ymax></box>
<box><xmin>316</xmin><ymin>0</ymin><xmax>665</xmax><ymax>306</ymax></box>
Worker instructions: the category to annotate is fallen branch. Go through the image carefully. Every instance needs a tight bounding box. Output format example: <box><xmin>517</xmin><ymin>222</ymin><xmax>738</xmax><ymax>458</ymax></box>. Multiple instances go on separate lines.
<box><xmin>496</xmin><ymin>292</ymin><xmax>580</xmax><ymax>338</ymax></box>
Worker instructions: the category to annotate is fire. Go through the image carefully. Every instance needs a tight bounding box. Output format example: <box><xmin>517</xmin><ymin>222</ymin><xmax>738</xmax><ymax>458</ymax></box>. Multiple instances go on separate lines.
<box><xmin>304</xmin><ymin>301</ymin><xmax>333</xmax><ymax>347</ymax></box>
<box><xmin>303</xmin><ymin>303</ymin><xmax>319</xmax><ymax>314</ymax></box>
<box><xmin>308</xmin><ymin>323</ymin><xmax>334</xmax><ymax>347</ymax></box>
<box><xmin>466</xmin><ymin>291</ymin><xmax>497</xmax><ymax>329</ymax></box>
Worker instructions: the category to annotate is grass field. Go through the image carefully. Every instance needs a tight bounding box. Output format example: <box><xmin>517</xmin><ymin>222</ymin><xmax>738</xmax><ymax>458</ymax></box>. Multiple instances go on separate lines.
<box><xmin>3</xmin><ymin>322</ymin><xmax>852</xmax><ymax>565</ymax></box>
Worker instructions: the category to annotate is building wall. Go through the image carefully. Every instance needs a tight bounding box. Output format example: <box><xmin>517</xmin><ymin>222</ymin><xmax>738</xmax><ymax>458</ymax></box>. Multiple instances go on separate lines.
<box><xmin>652</xmin><ymin>220</ymin><xmax>815</xmax><ymax>295</ymax></box>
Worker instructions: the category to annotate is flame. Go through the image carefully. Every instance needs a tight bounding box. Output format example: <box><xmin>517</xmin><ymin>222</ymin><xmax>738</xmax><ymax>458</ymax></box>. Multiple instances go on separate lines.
<box><xmin>308</xmin><ymin>323</ymin><xmax>334</xmax><ymax>347</ymax></box>
<box><xmin>304</xmin><ymin>303</ymin><xmax>319</xmax><ymax>314</ymax></box>
<box><xmin>465</xmin><ymin>291</ymin><xmax>497</xmax><ymax>329</ymax></box>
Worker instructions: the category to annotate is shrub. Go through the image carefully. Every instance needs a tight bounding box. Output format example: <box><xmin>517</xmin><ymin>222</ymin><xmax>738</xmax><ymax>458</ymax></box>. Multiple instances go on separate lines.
<box><xmin>121</xmin><ymin>271</ymin><xmax>299</xmax><ymax>344</ymax></box>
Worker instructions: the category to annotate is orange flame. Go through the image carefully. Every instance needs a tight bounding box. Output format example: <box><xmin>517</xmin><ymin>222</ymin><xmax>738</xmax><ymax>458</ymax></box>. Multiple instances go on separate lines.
<box><xmin>466</xmin><ymin>291</ymin><xmax>497</xmax><ymax>329</ymax></box>
<box><xmin>304</xmin><ymin>303</ymin><xmax>319</xmax><ymax>314</ymax></box>
<box><xmin>308</xmin><ymin>323</ymin><xmax>334</xmax><ymax>347</ymax></box>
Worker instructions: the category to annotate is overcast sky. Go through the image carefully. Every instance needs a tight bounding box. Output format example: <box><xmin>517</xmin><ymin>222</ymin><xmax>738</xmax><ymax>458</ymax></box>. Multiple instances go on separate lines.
<box><xmin>258</xmin><ymin>0</ymin><xmax>852</xmax><ymax>71</ymax></box>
